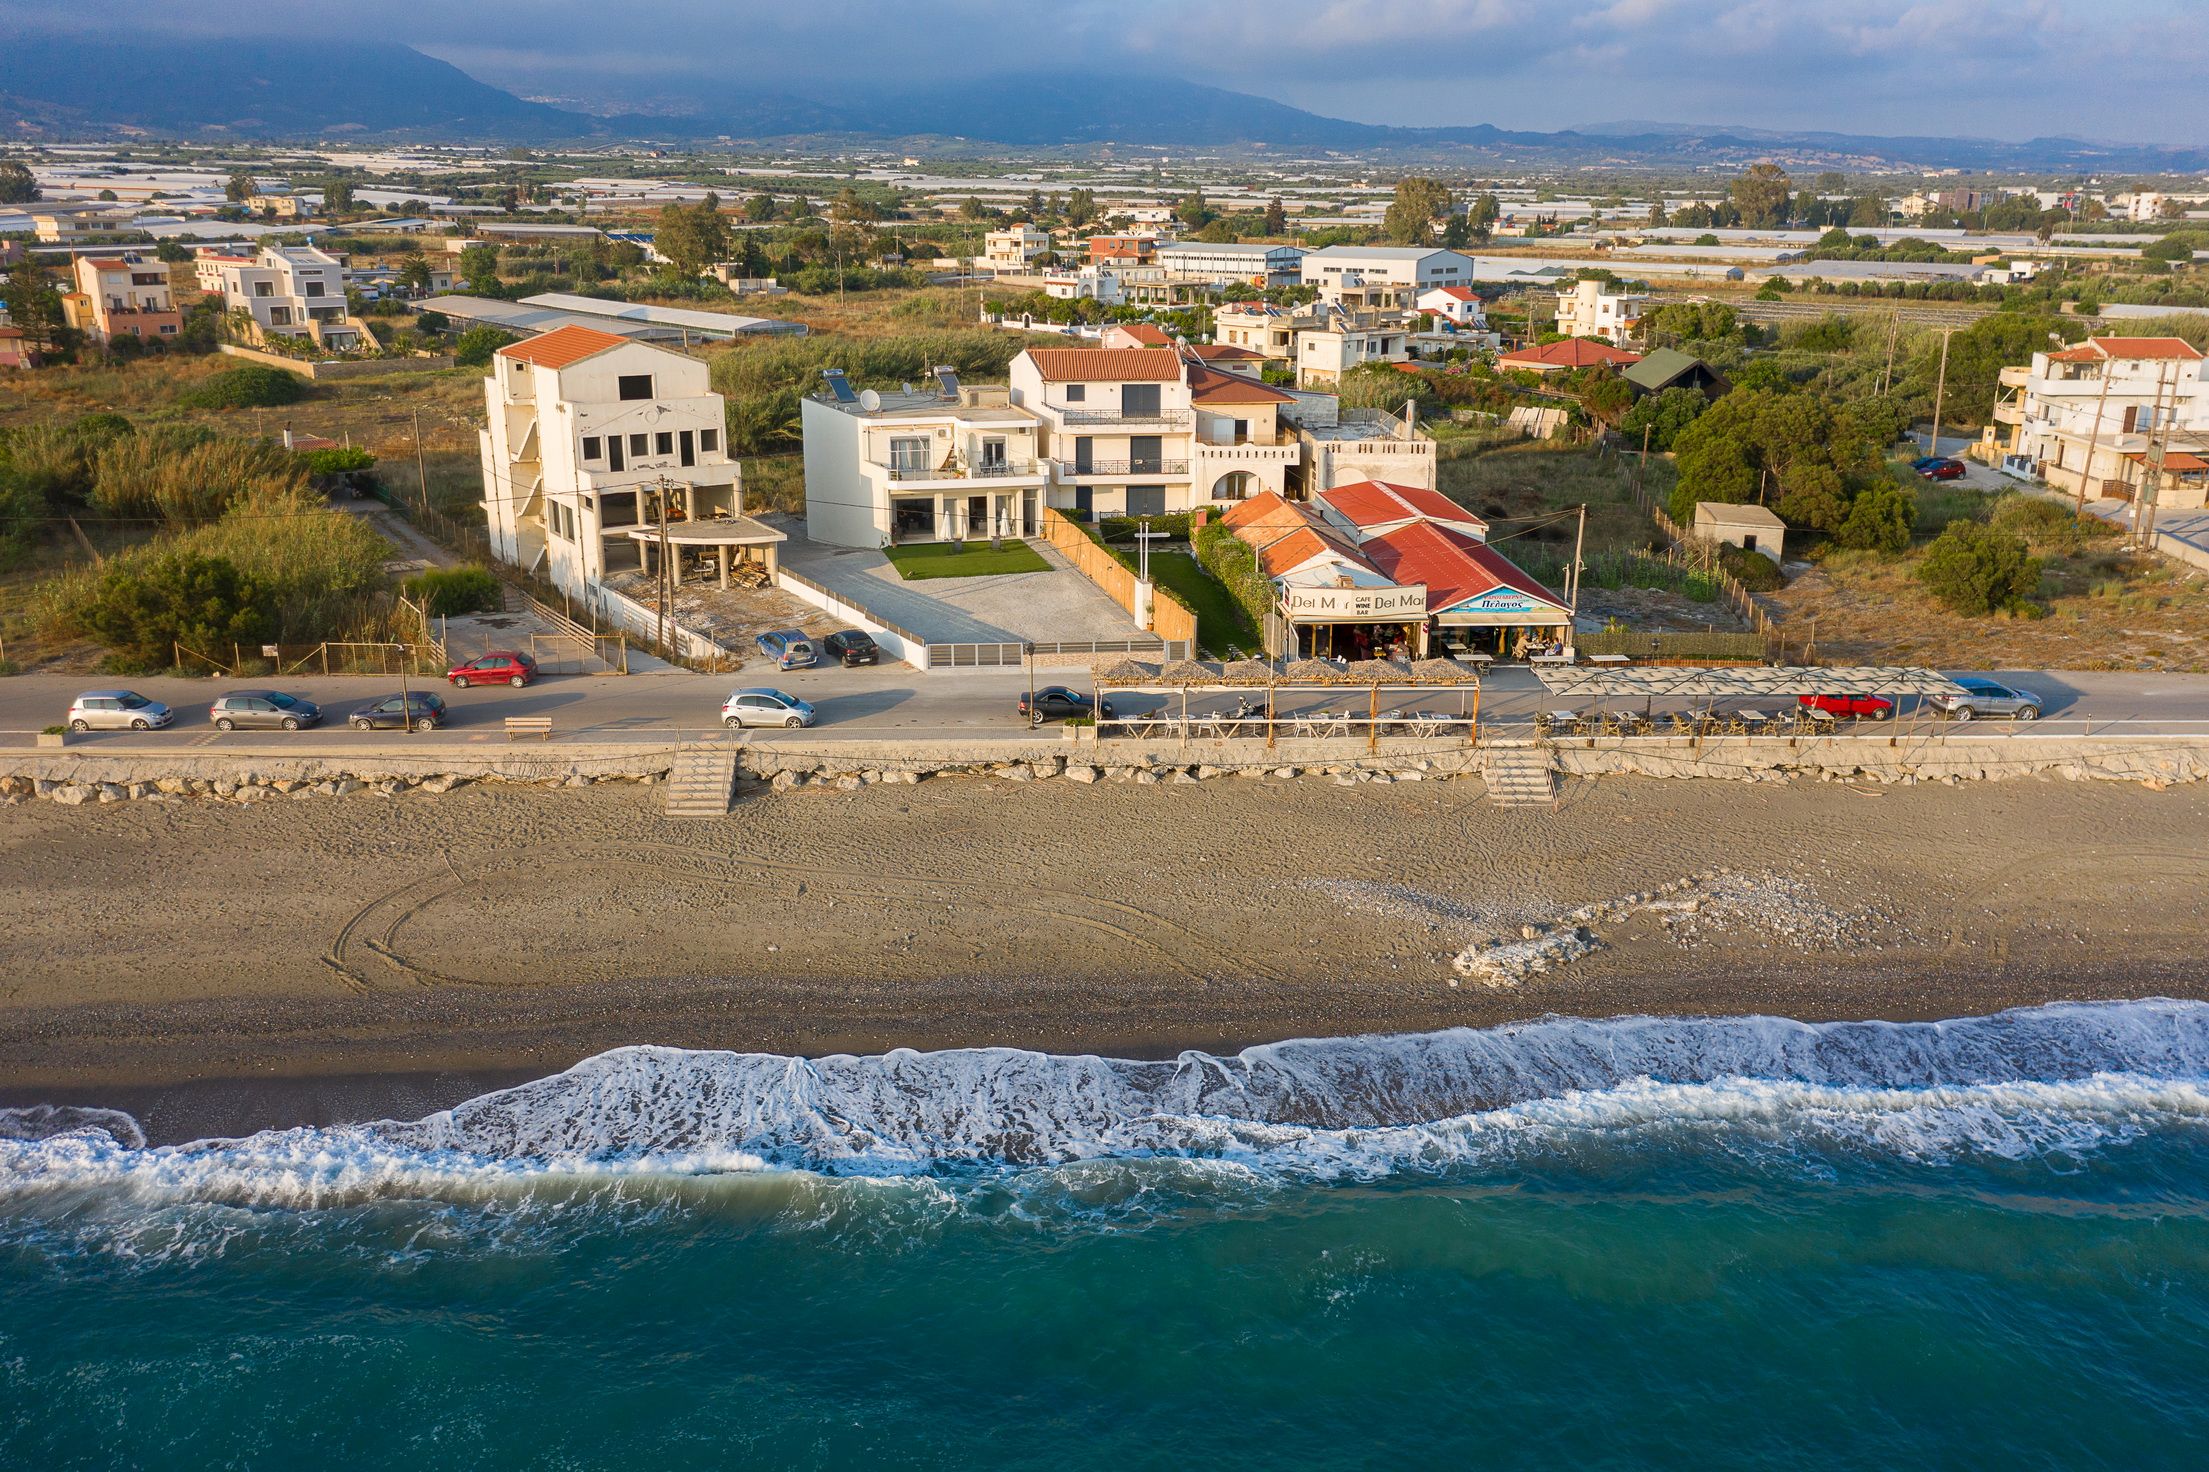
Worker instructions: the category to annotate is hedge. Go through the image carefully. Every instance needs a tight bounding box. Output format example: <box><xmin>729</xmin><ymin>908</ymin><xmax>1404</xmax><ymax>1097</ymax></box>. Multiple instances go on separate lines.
<box><xmin>1191</xmin><ymin>521</ymin><xmax>1275</xmax><ymax>639</ymax></box>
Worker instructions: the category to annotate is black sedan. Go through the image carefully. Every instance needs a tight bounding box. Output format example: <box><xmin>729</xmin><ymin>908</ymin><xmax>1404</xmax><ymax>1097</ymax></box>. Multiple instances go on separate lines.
<box><xmin>1018</xmin><ymin>685</ymin><xmax>1113</xmax><ymax>725</ymax></box>
<box><xmin>348</xmin><ymin>691</ymin><xmax>449</xmax><ymax>732</ymax></box>
<box><xmin>822</xmin><ymin>630</ymin><xmax>881</xmax><ymax>667</ymax></box>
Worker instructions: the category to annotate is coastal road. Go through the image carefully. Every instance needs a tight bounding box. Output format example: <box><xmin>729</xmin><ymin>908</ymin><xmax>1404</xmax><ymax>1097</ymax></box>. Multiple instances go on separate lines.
<box><xmin>4</xmin><ymin>665</ymin><xmax>2209</xmax><ymax>751</ymax></box>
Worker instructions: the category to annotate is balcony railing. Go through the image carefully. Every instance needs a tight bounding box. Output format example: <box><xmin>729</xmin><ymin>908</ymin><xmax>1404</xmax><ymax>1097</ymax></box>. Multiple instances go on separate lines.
<box><xmin>1056</xmin><ymin>409</ymin><xmax>1193</xmax><ymax>428</ymax></box>
<box><xmin>1056</xmin><ymin>459</ymin><xmax>1192</xmax><ymax>479</ymax></box>
<box><xmin>883</xmin><ymin>459</ymin><xmax>1041</xmax><ymax>482</ymax></box>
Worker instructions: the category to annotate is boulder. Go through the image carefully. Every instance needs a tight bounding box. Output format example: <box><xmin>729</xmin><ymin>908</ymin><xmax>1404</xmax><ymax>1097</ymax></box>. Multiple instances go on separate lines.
<box><xmin>1065</xmin><ymin>765</ymin><xmax>1100</xmax><ymax>784</ymax></box>
<box><xmin>50</xmin><ymin>785</ymin><xmax>95</xmax><ymax>806</ymax></box>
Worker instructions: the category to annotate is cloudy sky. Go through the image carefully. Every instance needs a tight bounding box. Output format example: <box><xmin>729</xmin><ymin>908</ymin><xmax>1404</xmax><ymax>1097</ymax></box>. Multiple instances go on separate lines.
<box><xmin>4</xmin><ymin>0</ymin><xmax>2200</xmax><ymax>142</ymax></box>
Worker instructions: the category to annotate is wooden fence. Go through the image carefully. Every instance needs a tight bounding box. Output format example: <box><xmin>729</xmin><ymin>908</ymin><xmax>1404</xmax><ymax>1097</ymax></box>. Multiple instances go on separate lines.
<box><xmin>1627</xmin><ymin>470</ymin><xmax>1789</xmax><ymax>656</ymax></box>
<box><xmin>1038</xmin><ymin>507</ymin><xmax>1201</xmax><ymax>649</ymax></box>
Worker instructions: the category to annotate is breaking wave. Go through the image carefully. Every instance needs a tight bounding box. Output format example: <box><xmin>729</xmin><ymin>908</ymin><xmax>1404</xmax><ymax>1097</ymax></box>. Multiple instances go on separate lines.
<box><xmin>6</xmin><ymin>1000</ymin><xmax>2209</xmax><ymax>1207</ymax></box>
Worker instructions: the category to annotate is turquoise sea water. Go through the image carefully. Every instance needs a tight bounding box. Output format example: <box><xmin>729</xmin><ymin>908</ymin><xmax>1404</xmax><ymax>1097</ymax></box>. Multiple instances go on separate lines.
<box><xmin>6</xmin><ymin>1001</ymin><xmax>2209</xmax><ymax>1469</ymax></box>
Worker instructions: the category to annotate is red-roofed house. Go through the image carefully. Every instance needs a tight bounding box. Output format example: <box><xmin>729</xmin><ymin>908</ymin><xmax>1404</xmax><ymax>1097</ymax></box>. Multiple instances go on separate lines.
<box><xmin>1361</xmin><ymin>521</ymin><xmax>1570</xmax><ymax>651</ymax></box>
<box><xmin>1416</xmin><ymin>285</ymin><xmax>1487</xmax><ymax>327</ymax></box>
<box><xmin>0</xmin><ymin>324</ymin><xmax>34</xmax><ymax>371</ymax></box>
<box><xmin>1985</xmin><ymin>336</ymin><xmax>2209</xmax><ymax>507</ymax></box>
<box><xmin>481</xmin><ymin>328</ymin><xmax>769</xmax><ymax>607</ymax></box>
<box><xmin>1496</xmin><ymin>338</ymin><xmax>1643</xmax><ymax>375</ymax></box>
<box><xmin>1316</xmin><ymin>480</ymin><xmax>1488</xmax><ymax>542</ymax></box>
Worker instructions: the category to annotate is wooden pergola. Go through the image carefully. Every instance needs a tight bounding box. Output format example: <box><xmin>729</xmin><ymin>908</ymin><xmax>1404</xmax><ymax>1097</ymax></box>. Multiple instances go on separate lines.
<box><xmin>1093</xmin><ymin>655</ymin><xmax>1483</xmax><ymax>751</ymax></box>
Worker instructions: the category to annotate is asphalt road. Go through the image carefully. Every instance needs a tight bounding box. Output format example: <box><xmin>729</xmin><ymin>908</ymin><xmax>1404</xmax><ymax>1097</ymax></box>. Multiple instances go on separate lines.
<box><xmin>5</xmin><ymin>664</ymin><xmax>2209</xmax><ymax>751</ymax></box>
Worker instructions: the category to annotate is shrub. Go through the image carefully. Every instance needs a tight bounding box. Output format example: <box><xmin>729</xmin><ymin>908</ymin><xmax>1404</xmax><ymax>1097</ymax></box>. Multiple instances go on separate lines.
<box><xmin>402</xmin><ymin>565</ymin><xmax>503</xmax><ymax>617</ymax></box>
<box><xmin>72</xmin><ymin>551</ymin><xmax>272</xmax><ymax>671</ymax></box>
<box><xmin>1989</xmin><ymin>492</ymin><xmax>2112</xmax><ymax>554</ymax></box>
<box><xmin>1917</xmin><ymin>520</ymin><xmax>2043</xmax><ymax>615</ymax></box>
<box><xmin>1098</xmin><ymin>511</ymin><xmax>1193</xmax><ymax>544</ymax></box>
<box><xmin>298</xmin><ymin>446</ymin><xmax>378</xmax><ymax>478</ymax></box>
<box><xmin>1718</xmin><ymin>545</ymin><xmax>1785</xmax><ymax>590</ymax></box>
<box><xmin>453</xmin><ymin>326</ymin><xmax>521</xmax><ymax>366</ymax></box>
<box><xmin>1618</xmin><ymin>385</ymin><xmax>1707</xmax><ymax>453</ymax></box>
<box><xmin>90</xmin><ymin>429</ymin><xmax>306</xmax><ymax>526</ymax></box>
<box><xmin>176</xmin><ymin>363</ymin><xmax>308</xmax><ymax>409</ymax></box>
<box><xmin>1192</xmin><ymin>520</ymin><xmax>1275</xmax><ymax>636</ymax></box>
<box><xmin>1834</xmin><ymin>481</ymin><xmax>1916</xmax><ymax>553</ymax></box>
<box><xmin>415</xmin><ymin>310</ymin><xmax>450</xmax><ymax>335</ymax></box>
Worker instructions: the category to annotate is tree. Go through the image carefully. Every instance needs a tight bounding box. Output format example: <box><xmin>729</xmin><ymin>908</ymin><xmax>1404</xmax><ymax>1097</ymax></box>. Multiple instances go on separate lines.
<box><xmin>1834</xmin><ymin>479</ymin><xmax>1916</xmax><ymax>552</ymax></box>
<box><xmin>76</xmin><ymin>551</ymin><xmax>271</xmax><ymax>671</ymax></box>
<box><xmin>457</xmin><ymin>243</ymin><xmax>500</xmax><ymax>291</ymax></box>
<box><xmin>321</xmin><ymin>178</ymin><xmax>354</xmax><ymax>213</ymax></box>
<box><xmin>1647</xmin><ymin>198</ymin><xmax>1668</xmax><ymax>228</ymax></box>
<box><xmin>0</xmin><ymin>161</ymin><xmax>38</xmax><ymax>204</ymax></box>
<box><xmin>1263</xmin><ymin>196</ymin><xmax>1287</xmax><ymax>235</ymax></box>
<box><xmin>154</xmin><ymin>239</ymin><xmax>190</xmax><ymax>264</ymax></box>
<box><xmin>225</xmin><ymin>171</ymin><xmax>255</xmax><ymax>203</ymax></box>
<box><xmin>744</xmin><ymin>193</ymin><xmax>777</xmax><ymax>223</ymax></box>
<box><xmin>1065</xmin><ymin>188</ymin><xmax>1098</xmax><ymax>227</ymax></box>
<box><xmin>452</xmin><ymin>326</ymin><xmax>520</xmax><ymax>366</ymax></box>
<box><xmin>1173</xmin><ymin>189</ymin><xmax>1215</xmax><ymax>230</ymax></box>
<box><xmin>1669</xmin><ymin>387</ymin><xmax>1879</xmax><ymax>532</ymax></box>
<box><xmin>1618</xmin><ymin>385</ymin><xmax>1709</xmax><ymax>452</ymax></box>
<box><xmin>397</xmin><ymin>252</ymin><xmax>433</xmax><ymax>292</ymax></box>
<box><xmin>1728</xmin><ymin>163</ymin><xmax>1793</xmax><ymax>228</ymax></box>
<box><xmin>1917</xmin><ymin>521</ymin><xmax>2042</xmax><ymax>614</ymax></box>
<box><xmin>1384</xmin><ymin>176</ymin><xmax>1453</xmax><ymax>246</ymax></box>
<box><xmin>4</xmin><ymin>260</ymin><xmax>65</xmax><ymax>354</ymax></box>
<box><xmin>1465</xmin><ymin>192</ymin><xmax>1500</xmax><ymax>245</ymax></box>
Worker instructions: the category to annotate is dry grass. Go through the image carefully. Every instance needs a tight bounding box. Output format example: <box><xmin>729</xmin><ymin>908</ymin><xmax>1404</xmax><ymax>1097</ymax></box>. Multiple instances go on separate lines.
<box><xmin>1437</xmin><ymin>441</ymin><xmax>1664</xmax><ymax>565</ymax></box>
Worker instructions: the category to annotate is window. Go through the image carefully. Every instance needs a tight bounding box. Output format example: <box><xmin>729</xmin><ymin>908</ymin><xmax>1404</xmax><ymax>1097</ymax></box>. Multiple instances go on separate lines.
<box><xmin>304</xmin><ymin>281</ymin><xmax>324</xmax><ymax>298</ymax></box>
<box><xmin>270</xmin><ymin>307</ymin><xmax>291</xmax><ymax>325</ymax></box>
<box><xmin>699</xmin><ymin>428</ymin><xmax>719</xmax><ymax>453</ymax></box>
<box><xmin>655</xmin><ymin>431</ymin><xmax>674</xmax><ymax>456</ymax></box>
<box><xmin>679</xmin><ymin>430</ymin><xmax>695</xmax><ymax>467</ymax></box>
<box><xmin>888</xmin><ymin>436</ymin><xmax>931</xmax><ymax>473</ymax></box>
<box><xmin>629</xmin><ymin>433</ymin><xmax>648</xmax><ymax>456</ymax></box>
<box><xmin>617</xmin><ymin>374</ymin><xmax>653</xmax><ymax>401</ymax></box>
<box><xmin>1064</xmin><ymin>384</ymin><xmax>1086</xmax><ymax>402</ymax></box>
<box><xmin>581</xmin><ymin>436</ymin><xmax>602</xmax><ymax>461</ymax></box>
<box><xmin>254</xmin><ymin>282</ymin><xmax>274</xmax><ymax>297</ymax></box>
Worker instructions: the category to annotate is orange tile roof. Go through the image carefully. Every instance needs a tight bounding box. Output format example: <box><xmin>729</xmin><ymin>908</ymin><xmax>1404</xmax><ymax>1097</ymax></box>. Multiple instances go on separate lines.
<box><xmin>1320</xmin><ymin>480</ymin><xmax>1487</xmax><ymax>534</ymax></box>
<box><xmin>1426</xmin><ymin>286</ymin><xmax>1482</xmax><ymax>301</ymax></box>
<box><xmin>1497</xmin><ymin>338</ymin><xmax>1642</xmax><ymax>370</ymax></box>
<box><xmin>1362</xmin><ymin>521</ymin><xmax>1565</xmax><ymax>615</ymax></box>
<box><xmin>1110</xmin><ymin>323</ymin><xmax>1174</xmax><ymax>345</ymax></box>
<box><xmin>1186</xmin><ymin>361</ymin><xmax>1297</xmax><ymax>406</ymax></box>
<box><xmin>2123</xmin><ymin>450</ymin><xmax>2209</xmax><ymax>472</ymax></box>
<box><xmin>2088</xmin><ymin>336</ymin><xmax>2205</xmax><ymax>361</ymax></box>
<box><xmin>1022</xmin><ymin>347</ymin><xmax>1185</xmax><ymax>382</ymax></box>
<box><xmin>1219</xmin><ymin>490</ymin><xmax>1299</xmax><ymax>533</ymax></box>
<box><xmin>79</xmin><ymin>258</ymin><xmax>134</xmax><ymax>272</ymax></box>
<box><xmin>495</xmin><ymin>323</ymin><xmax>632</xmax><ymax>369</ymax></box>
<box><xmin>1186</xmin><ymin>343</ymin><xmax>1263</xmax><ymax>361</ymax></box>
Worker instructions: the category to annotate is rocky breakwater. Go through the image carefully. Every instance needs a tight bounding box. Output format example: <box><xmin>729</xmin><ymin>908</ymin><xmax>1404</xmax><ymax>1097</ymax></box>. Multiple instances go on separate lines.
<box><xmin>1552</xmin><ymin>734</ymin><xmax>2209</xmax><ymax>788</ymax></box>
<box><xmin>0</xmin><ymin>769</ymin><xmax>661</xmax><ymax>809</ymax></box>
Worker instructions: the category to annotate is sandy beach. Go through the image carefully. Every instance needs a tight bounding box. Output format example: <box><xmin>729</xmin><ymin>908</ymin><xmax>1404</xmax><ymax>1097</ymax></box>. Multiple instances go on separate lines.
<box><xmin>4</xmin><ymin>773</ymin><xmax>2207</xmax><ymax>1142</ymax></box>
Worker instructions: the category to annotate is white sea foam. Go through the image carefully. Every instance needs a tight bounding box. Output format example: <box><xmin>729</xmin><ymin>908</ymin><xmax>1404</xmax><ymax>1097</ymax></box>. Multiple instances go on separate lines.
<box><xmin>5</xmin><ymin>1000</ymin><xmax>2208</xmax><ymax>1204</ymax></box>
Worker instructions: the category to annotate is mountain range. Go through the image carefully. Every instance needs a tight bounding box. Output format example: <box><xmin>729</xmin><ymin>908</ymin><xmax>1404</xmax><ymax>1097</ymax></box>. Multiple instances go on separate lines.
<box><xmin>5</xmin><ymin>34</ymin><xmax>2207</xmax><ymax>174</ymax></box>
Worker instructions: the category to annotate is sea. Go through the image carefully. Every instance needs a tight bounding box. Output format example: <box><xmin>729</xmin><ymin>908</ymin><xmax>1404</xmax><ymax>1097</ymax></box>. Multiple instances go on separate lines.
<box><xmin>5</xmin><ymin>998</ymin><xmax>2209</xmax><ymax>1469</ymax></box>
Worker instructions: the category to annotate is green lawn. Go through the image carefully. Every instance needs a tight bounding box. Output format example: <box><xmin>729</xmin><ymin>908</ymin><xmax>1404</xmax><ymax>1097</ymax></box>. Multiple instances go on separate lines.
<box><xmin>882</xmin><ymin>539</ymin><xmax>1052</xmax><ymax>580</ymax></box>
<box><xmin>1150</xmin><ymin>549</ymin><xmax>1264</xmax><ymax>657</ymax></box>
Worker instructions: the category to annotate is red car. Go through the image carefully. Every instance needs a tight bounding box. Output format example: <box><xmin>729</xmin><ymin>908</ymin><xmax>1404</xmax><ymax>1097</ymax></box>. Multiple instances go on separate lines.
<box><xmin>447</xmin><ymin>650</ymin><xmax>538</xmax><ymax>689</ymax></box>
<box><xmin>1799</xmin><ymin>693</ymin><xmax>1894</xmax><ymax>720</ymax></box>
<box><xmin>1918</xmin><ymin>458</ymin><xmax>1967</xmax><ymax>481</ymax></box>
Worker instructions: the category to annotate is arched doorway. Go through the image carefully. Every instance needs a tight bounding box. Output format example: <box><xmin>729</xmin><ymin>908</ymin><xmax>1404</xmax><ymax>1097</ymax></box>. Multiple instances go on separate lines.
<box><xmin>1211</xmin><ymin>471</ymin><xmax>1259</xmax><ymax>501</ymax></box>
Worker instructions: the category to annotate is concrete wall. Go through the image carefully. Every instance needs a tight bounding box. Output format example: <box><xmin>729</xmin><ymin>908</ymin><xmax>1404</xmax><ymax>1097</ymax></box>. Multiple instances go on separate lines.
<box><xmin>799</xmin><ymin>396</ymin><xmax>880</xmax><ymax>549</ymax></box>
<box><xmin>776</xmin><ymin>567</ymin><xmax>928</xmax><ymax>669</ymax></box>
<box><xmin>216</xmin><ymin>343</ymin><xmax>454</xmax><ymax>379</ymax></box>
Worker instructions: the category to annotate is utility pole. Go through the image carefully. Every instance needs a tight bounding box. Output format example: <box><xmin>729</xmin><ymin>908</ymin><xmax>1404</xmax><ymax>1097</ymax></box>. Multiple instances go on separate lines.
<box><xmin>654</xmin><ymin>475</ymin><xmax>674</xmax><ymax>652</ymax></box>
<box><xmin>2137</xmin><ymin>363</ymin><xmax>2178</xmax><ymax>551</ymax></box>
<box><xmin>412</xmin><ymin>408</ymin><xmax>430</xmax><ymax>513</ymax></box>
<box><xmin>1926</xmin><ymin>325</ymin><xmax>1954</xmax><ymax>462</ymax></box>
<box><xmin>1567</xmin><ymin>502</ymin><xmax>1587</xmax><ymax>619</ymax></box>
<box><xmin>2074</xmin><ymin>349</ymin><xmax>2116</xmax><ymax>518</ymax></box>
<box><xmin>1637</xmin><ymin>418</ymin><xmax>1652</xmax><ymax>498</ymax></box>
<box><xmin>1879</xmin><ymin>310</ymin><xmax>1900</xmax><ymax>397</ymax></box>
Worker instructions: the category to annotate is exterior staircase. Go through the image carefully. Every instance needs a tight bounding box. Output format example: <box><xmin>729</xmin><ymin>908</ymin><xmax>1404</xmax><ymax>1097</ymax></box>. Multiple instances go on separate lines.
<box><xmin>663</xmin><ymin>745</ymin><xmax>740</xmax><ymax>818</ymax></box>
<box><xmin>1483</xmin><ymin>747</ymin><xmax>1558</xmax><ymax>808</ymax></box>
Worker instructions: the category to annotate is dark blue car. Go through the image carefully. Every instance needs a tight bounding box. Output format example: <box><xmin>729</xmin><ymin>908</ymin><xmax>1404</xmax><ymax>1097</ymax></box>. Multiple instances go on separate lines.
<box><xmin>348</xmin><ymin>691</ymin><xmax>449</xmax><ymax>731</ymax></box>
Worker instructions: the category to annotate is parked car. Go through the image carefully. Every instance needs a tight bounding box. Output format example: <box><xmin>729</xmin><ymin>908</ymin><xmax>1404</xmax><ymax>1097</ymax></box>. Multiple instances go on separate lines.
<box><xmin>722</xmin><ymin>687</ymin><xmax>815</xmax><ymax>729</ymax></box>
<box><xmin>1931</xmin><ymin>676</ymin><xmax>2042</xmax><ymax>722</ymax></box>
<box><xmin>210</xmin><ymin>690</ymin><xmax>323</xmax><ymax>731</ymax></box>
<box><xmin>1918</xmin><ymin>458</ymin><xmax>1967</xmax><ymax>481</ymax></box>
<box><xmin>1797</xmin><ymin>693</ymin><xmax>1894</xmax><ymax>721</ymax></box>
<box><xmin>756</xmin><ymin>629</ymin><xmax>818</xmax><ymax>670</ymax></box>
<box><xmin>1909</xmin><ymin>455</ymin><xmax>1946</xmax><ymax>471</ymax></box>
<box><xmin>1018</xmin><ymin>685</ymin><xmax>1114</xmax><ymax>726</ymax></box>
<box><xmin>822</xmin><ymin>630</ymin><xmax>880</xmax><ymax>667</ymax></box>
<box><xmin>66</xmin><ymin>690</ymin><xmax>173</xmax><ymax>732</ymax></box>
<box><xmin>447</xmin><ymin>650</ymin><xmax>538</xmax><ymax>689</ymax></box>
<box><xmin>348</xmin><ymin>691</ymin><xmax>449</xmax><ymax>731</ymax></box>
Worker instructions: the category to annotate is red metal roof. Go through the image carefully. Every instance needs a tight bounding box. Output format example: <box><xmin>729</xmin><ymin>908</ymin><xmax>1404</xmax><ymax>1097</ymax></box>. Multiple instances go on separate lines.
<box><xmin>495</xmin><ymin>323</ymin><xmax>632</xmax><ymax>369</ymax></box>
<box><xmin>1497</xmin><ymin>338</ymin><xmax>1642</xmax><ymax>370</ymax></box>
<box><xmin>1319</xmin><ymin>480</ymin><xmax>1487</xmax><ymax>535</ymax></box>
<box><xmin>1361</xmin><ymin>521</ymin><xmax>1565</xmax><ymax>615</ymax></box>
<box><xmin>1022</xmin><ymin>347</ymin><xmax>1184</xmax><ymax>382</ymax></box>
<box><xmin>1426</xmin><ymin>286</ymin><xmax>1482</xmax><ymax>301</ymax></box>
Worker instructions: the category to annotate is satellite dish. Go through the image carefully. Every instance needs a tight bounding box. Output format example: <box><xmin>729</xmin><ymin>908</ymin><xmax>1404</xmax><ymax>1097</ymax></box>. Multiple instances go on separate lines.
<box><xmin>858</xmin><ymin>388</ymin><xmax>882</xmax><ymax>412</ymax></box>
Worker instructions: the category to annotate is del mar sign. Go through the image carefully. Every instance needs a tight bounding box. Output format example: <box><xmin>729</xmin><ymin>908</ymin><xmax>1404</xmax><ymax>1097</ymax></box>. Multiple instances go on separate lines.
<box><xmin>1281</xmin><ymin>583</ymin><xmax>1426</xmax><ymax>620</ymax></box>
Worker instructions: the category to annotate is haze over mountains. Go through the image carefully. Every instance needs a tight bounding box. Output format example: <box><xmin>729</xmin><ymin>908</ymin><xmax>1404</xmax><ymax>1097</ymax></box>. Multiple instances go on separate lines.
<box><xmin>5</xmin><ymin>34</ymin><xmax>2206</xmax><ymax>173</ymax></box>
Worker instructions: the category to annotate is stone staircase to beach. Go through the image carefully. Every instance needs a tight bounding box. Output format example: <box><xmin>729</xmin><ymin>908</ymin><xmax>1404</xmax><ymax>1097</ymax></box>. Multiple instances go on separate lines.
<box><xmin>663</xmin><ymin>746</ymin><xmax>740</xmax><ymax>818</ymax></box>
<box><xmin>1482</xmin><ymin>748</ymin><xmax>1558</xmax><ymax>808</ymax></box>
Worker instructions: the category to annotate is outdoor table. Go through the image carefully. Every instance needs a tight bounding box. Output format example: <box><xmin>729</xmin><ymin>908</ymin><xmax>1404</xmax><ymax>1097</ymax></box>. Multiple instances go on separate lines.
<box><xmin>1462</xmin><ymin>652</ymin><xmax>1495</xmax><ymax>666</ymax></box>
<box><xmin>1588</xmin><ymin>653</ymin><xmax>1630</xmax><ymax>665</ymax></box>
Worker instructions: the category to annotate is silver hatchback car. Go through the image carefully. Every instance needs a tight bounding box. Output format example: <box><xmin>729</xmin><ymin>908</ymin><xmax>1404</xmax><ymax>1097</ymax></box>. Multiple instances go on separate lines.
<box><xmin>210</xmin><ymin>690</ymin><xmax>323</xmax><ymax>731</ymax></box>
<box><xmin>67</xmin><ymin>690</ymin><xmax>174</xmax><ymax>731</ymax></box>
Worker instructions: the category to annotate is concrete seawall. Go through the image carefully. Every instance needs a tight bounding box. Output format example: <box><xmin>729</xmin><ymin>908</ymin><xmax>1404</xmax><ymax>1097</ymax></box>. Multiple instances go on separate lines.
<box><xmin>3</xmin><ymin>732</ymin><xmax>2205</xmax><ymax>807</ymax></box>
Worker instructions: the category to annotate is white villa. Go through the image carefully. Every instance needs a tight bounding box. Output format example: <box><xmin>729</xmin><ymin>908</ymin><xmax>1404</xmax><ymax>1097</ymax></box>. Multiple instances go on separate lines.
<box><xmin>1984</xmin><ymin>336</ymin><xmax>2209</xmax><ymax>508</ymax></box>
<box><xmin>478</xmin><ymin>325</ymin><xmax>778</xmax><ymax>604</ymax></box>
<box><xmin>209</xmin><ymin>244</ymin><xmax>365</xmax><ymax>351</ymax></box>
<box><xmin>1553</xmin><ymin>278</ymin><xmax>1648</xmax><ymax>348</ymax></box>
<box><xmin>1300</xmin><ymin>245</ymin><xmax>1473</xmax><ymax>293</ymax></box>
